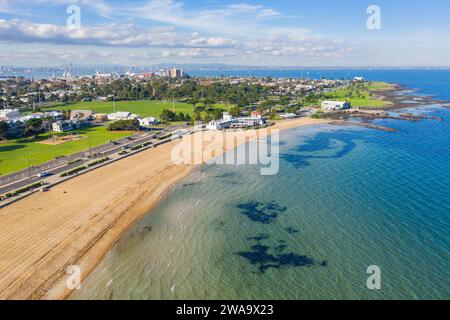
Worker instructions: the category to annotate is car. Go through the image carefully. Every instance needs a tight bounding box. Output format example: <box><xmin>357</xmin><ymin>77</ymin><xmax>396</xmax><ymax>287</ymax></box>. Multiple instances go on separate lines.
<box><xmin>37</xmin><ymin>172</ymin><xmax>50</xmax><ymax>178</ymax></box>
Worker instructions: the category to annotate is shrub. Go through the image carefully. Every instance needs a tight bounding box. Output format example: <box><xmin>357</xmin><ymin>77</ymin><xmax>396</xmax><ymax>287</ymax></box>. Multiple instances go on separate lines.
<box><xmin>60</xmin><ymin>166</ymin><xmax>87</xmax><ymax>177</ymax></box>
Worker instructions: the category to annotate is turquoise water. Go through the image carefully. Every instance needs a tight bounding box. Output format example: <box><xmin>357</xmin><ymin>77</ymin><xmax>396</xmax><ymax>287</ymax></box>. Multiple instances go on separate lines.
<box><xmin>71</xmin><ymin>78</ymin><xmax>450</xmax><ymax>300</ymax></box>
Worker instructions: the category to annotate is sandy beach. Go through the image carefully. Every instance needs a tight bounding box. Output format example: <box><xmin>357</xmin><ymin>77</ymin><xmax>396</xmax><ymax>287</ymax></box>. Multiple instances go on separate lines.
<box><xmin>0</xmin><ymin>118</ymin><xmax>326</xmax><ymax>300</ymax></box>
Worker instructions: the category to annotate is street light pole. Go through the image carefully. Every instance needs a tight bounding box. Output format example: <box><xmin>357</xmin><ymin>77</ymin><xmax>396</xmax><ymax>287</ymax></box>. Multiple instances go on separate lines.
<box><xmin>27</xmin><ymin>151</ymin><xmax>32</xmax><ymax>185</ymax></box>
<box><xmin>113</xmin><ymin>93</ymin><xmax>116</xmax><ymax>113</ymax></box>
<box><xmin>88</xmin><ymin>135</ymin><xmax>92</xmax><ymax>158</ymax></box>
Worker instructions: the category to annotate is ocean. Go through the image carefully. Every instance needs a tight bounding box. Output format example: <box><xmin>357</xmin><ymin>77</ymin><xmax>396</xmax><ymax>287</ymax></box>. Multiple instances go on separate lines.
<box><xmin>71</xmin><ymin>70</ymin><xmax>450</xmax><ymax>300</ymax></box>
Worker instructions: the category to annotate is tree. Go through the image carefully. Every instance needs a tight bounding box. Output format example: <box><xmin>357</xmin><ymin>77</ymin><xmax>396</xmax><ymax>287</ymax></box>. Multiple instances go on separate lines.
<box><xmin>260</xmin><ymin>99</ymin><xmax>275</xmax><ymax>113</ymax></box>
<box><xmin>0</xmin><ymin>121</ymin><xmax>8</xmax><ymax>140</ymax></box>
<box><xmin>160</xmin><ymin>109</ymin><xmax>176</xmax><ymax>123</ymax></box>
<box><xmin>178</xmin><ymin>112</ymin><xmax>186</xmax><ymax>122</ymax></box>
<box><xmin>192</xmin><ymin>109</ymin><xmax>202</xmax><ymax>124</ymax></box>
<box><xmin>25</xmin><ymin>118</ymin><xmax>43</xmax><ymax>137</ymax></box>
<box><xmin>229</xmin><ymin>105</ymin><xmax>242</xmax><ymax>117</ymax></box>
<box><xmin>188</xmin><ymin>98</ymin><xmax>199</xmax><ymax>109</ymax></box>
<box><xmin>108</xmin><ymin>119</ymin><xmax>140</xmax><ymax>131</ymax></box>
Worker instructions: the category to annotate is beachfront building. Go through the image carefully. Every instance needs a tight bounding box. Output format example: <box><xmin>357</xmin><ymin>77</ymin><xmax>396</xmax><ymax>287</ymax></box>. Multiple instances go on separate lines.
<box><xmin>206</xmin><ymin>118</ymin><xmax>236</xmax><ymax>131</ymax></box>
<box><xmin>279</xmin><ymin>113</ymin><xmax>298</xmax><ymax>119</ymax></box>
<box><xmin>206</xmin><ymin>112</ymin><xmax>266</xmax><ymax>131</ymax></box>
<box><xmin>321</xmin><ymin>101</ymin><xmax>351</xmax><ymax>111</ymax></box>
<box><xmin>107</xmin><ymin>112</ymin><xmax>139</xmax><ymax>121</ymax></box>
<box><xmin>138</xmin><ymin>117</ymin><xmax>160</xmax><ymax>127</ymax></box>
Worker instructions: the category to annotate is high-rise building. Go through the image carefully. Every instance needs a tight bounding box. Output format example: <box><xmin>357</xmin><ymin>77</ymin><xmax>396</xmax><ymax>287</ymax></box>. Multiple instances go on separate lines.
<box><xmin>169</xmin><ymin>68</ymin><xmax>183</xmax><ymax>79</ymax></box>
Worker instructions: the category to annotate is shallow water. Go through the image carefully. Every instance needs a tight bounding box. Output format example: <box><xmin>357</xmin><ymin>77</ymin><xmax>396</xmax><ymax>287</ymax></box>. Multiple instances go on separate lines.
<box><xmin>71</xmin><ymin>105</ymin><xmax>450</xmax><ymax>299</ymax></box>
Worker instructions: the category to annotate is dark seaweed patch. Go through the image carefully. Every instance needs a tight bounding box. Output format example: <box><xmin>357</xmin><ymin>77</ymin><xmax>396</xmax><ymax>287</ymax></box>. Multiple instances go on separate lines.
<box><xmin>281</xmin><ymin>131</ymin><xmax>364</xmax><ymax>169</ymax></box>
<box><xmin>236</xmin><ymin>235</ymin><xmax>328</xmax><ymax>272</ymax></box>
<box><xmin>212</xmin><ymin>172</ymin><xmax>237</xmax><ymax>179</ymax></box>
<box><xmin>247</xmin><ymin>234</ymin><xmax>270</xmax><ymax>242</ymax></box>
<box><xmin>285</xmin><ymin>227</ymin><xmax>299</xmax><ymax>235</ymax></box>
<box><xmin>280</xmin><ymin>154</ymin><xmax>310</xmax><ymax>169</ymax></box>
<box><xmin>236</xmin><ymin>244</ymin><xmax>316</xmax><ymax>273</ymax></box>
<box><xmin>182</xmin><ymin>183</ymin><xmax>197</xmax><ymax>187</ymax></box>
<box><xmin>213</xmin><ymin>220</ymin><xmax>227</xmax><ymax>232</ymax></box>
<box><xmin>237</xmin><ymin>201</ymin><xmax>287</xmax><ymax>224</ymax></box>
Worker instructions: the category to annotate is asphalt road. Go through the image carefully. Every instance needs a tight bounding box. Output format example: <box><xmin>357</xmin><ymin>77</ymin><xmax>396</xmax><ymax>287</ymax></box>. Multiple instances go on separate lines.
<box><xmin>0</xmin><ymin>131</ymin><xmax>168</xmax><ymax>195</ymax></box>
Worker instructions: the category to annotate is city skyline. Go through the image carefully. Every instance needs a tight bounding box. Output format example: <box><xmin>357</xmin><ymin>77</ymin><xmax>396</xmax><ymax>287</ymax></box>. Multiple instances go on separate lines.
<box><xmin>1</xmin><ymin>0</ymin><xmax>450</xmax><ymax>67</ymax></box>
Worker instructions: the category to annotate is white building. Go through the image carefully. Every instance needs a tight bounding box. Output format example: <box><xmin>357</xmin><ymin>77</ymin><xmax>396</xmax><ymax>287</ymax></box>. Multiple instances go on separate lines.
<box><xmin>206</xmin><ymin>118</ymin><xmax>236</xmax><ymax>131</ymax></box>
<box><xmin>321</xmin><ymin>101</ymin><xmax>351</xmax><ymax>111</ymax></box>
<box><xmin>279</xmin><ymin>113</ymin><xmax>298</xmax><ymax>119</ymax></box>
<box><xmin>206</xmin><ymin>112</ymin><xmax>266</xmax><ymax>131</ymax></box>
<box><xmin>52</xmin><ymin>121</ymin><xmax>74</xmax><ymax>133</ymax></box>
<box><xmin>107</xmin><ymin>112</ymin><xmax>139</xmax><ymax>121</ymax></box>
<box><xmin>138</xmin><ymin>117</ymin><xmax>160</xmax><ymax>127</ymax></box>
<box><xmin>52</xmin><ymin>119</ymin><xmax>87</xmax><ymax>132</ymax></box>
<box><xmin>0</xmin><ymin>109</ymin><xmax>20</xmax><ymax>120</ymax></box>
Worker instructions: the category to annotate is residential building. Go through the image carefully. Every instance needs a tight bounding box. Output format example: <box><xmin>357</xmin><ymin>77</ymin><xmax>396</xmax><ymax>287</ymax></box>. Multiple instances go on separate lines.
<box><xmin>107</xmin><ymin>112</ymin><xmax>139</xmax><ymax>121</ymax></box>
<box><xmin>71</xmin><ymin>110</ymin><xmax>94</xmax><ymax>119</ymax></box>
<box><xmin>0</xmin><ymin>108</ymin><xmax>20</xmax><ymax>120</ymax></box>
<box><xmin>52</xmin><ymin>119</ymin><xmax>88</xmax><ymax>132</ymax></box>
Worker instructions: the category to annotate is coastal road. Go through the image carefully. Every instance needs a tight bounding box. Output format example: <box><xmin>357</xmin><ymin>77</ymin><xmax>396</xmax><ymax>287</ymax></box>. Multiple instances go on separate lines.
<box><xmin>0</xmin><ymin>131</ymin><xmax>166</xmax><ymax>195</ymax></box>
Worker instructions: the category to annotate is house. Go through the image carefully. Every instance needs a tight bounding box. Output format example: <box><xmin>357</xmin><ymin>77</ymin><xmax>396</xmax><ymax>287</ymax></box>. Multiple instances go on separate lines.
<box><xmin>251</xmin><ymin>111</ymin><xmax>263</xmax><ymax>118</ymax></box>
<box><xmin>44</xmin><ymin>111</ymin><xmax>64</xmax><ymax>120</ymax></box>
<box><xmin>70</xmin><ymin>110</ymin><xmax>93</xmax><ymax>119</ymax></box>
<box><xmin>53</xmin><ymin>121</ymin><xmax>73</xmax><ymax>133</ymax></box>
<box><xmin>52</xmin><ymin>119</ymin><xmax>88</xmax><ymax>133</ymax></box>
<box><xmin>94</xmin><ymin>113</ymin><xmax>109</xmax><ymax>122</ymax></box>
<box><xmin>321</xmin><ymin>101</ymin><xmax>351</xmax><ymax>111</ymax></box>
<box><xmin>138</xmin><ymin>117</ymin><xmax>160</xmax><ymax>127</ymax></box>
<box><xmin>107</xmin><ymin>112</ymin><xmax>139</xmax><ymax>121</ymax></box>
<box><xmin>0</xmin><ymin>109</ymin><xmax>20</xmax><ymax>120</ymax></box>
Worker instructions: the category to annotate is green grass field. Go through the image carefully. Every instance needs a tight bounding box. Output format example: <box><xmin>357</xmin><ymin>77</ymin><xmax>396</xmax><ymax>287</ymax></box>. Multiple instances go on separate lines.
<box><xmin>366</xmin><ymin>81</ymin><xmax>395</xmax><ymax>91</ymax></box>
<box><xmin>44</xmin><ymin>100</ymin><xmax>229</xmax><ymax>118</ymax></box>
<box><xmin>0</xmin><ymin>126</ymin><xmax>133</xmax><ymax>175</ymax></box>
<box><xmin>324</xmin><ymin>83</ymin><xmax>391</xmax><ymax>108</ymax></box>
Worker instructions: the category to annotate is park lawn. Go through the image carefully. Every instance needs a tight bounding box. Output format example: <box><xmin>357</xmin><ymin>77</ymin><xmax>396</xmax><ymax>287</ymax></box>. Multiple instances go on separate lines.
<box><xmin>325</xmin><ymin>86</ymin><xmax>390</xmax><ymax>108</ymax></box>
<box><xmin>366</xmin><ymin>81</ymin><xmax>395</xmax><ymax>91</ymax></box>
<box><xmin>0</xmin><ymin>126</ymin><xmax>133</xmax><ymax>176</ymax></box>
<box><xmin>44</xmin><ymin>100</ymin><xmax>229</xmax><ymax>118</ymax></box>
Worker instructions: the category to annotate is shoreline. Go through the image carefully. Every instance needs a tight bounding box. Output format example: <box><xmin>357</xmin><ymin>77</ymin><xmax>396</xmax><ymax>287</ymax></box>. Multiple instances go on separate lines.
<box><xmin>1</xmin><ymin>82</ymin><xmax>445</xmax><ymax>300</ymax></box>
<box><xmin>0</xmin><ymin>117</ymin><xmax>328</xmax><ymax>300</ymax></box>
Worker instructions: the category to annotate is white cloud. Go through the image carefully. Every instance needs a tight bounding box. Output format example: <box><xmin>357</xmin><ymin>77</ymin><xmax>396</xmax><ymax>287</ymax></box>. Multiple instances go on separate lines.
<box><xmin>0</xmin><ymin>1</ymin><xmax>369</xmax><ymax>66</ymax></box>
<box><xmin>0</xmin><ymin>19</ymin><xmax>238</xmax><ymax>48</ymax></box>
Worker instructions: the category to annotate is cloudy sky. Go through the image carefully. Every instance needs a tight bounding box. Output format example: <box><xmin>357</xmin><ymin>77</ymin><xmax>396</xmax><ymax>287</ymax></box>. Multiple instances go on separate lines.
<box><xmin>1</xmin><ymin>0</ymin><xmax>450</xmax><ymax>67</ymax></box>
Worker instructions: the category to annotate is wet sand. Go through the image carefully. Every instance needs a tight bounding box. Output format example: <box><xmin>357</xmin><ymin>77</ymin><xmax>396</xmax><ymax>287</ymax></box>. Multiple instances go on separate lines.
<box><xmin>0</xmin><ymin>117</ymin><xmax>326</xmax><ymax>300</ymax></box>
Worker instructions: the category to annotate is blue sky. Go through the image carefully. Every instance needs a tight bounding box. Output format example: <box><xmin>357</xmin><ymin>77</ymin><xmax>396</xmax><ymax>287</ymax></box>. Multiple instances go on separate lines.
<box><xmin>1</xmin><ymin>0</ymin><xmax>450</xmax><ymax>67</ymax></box>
